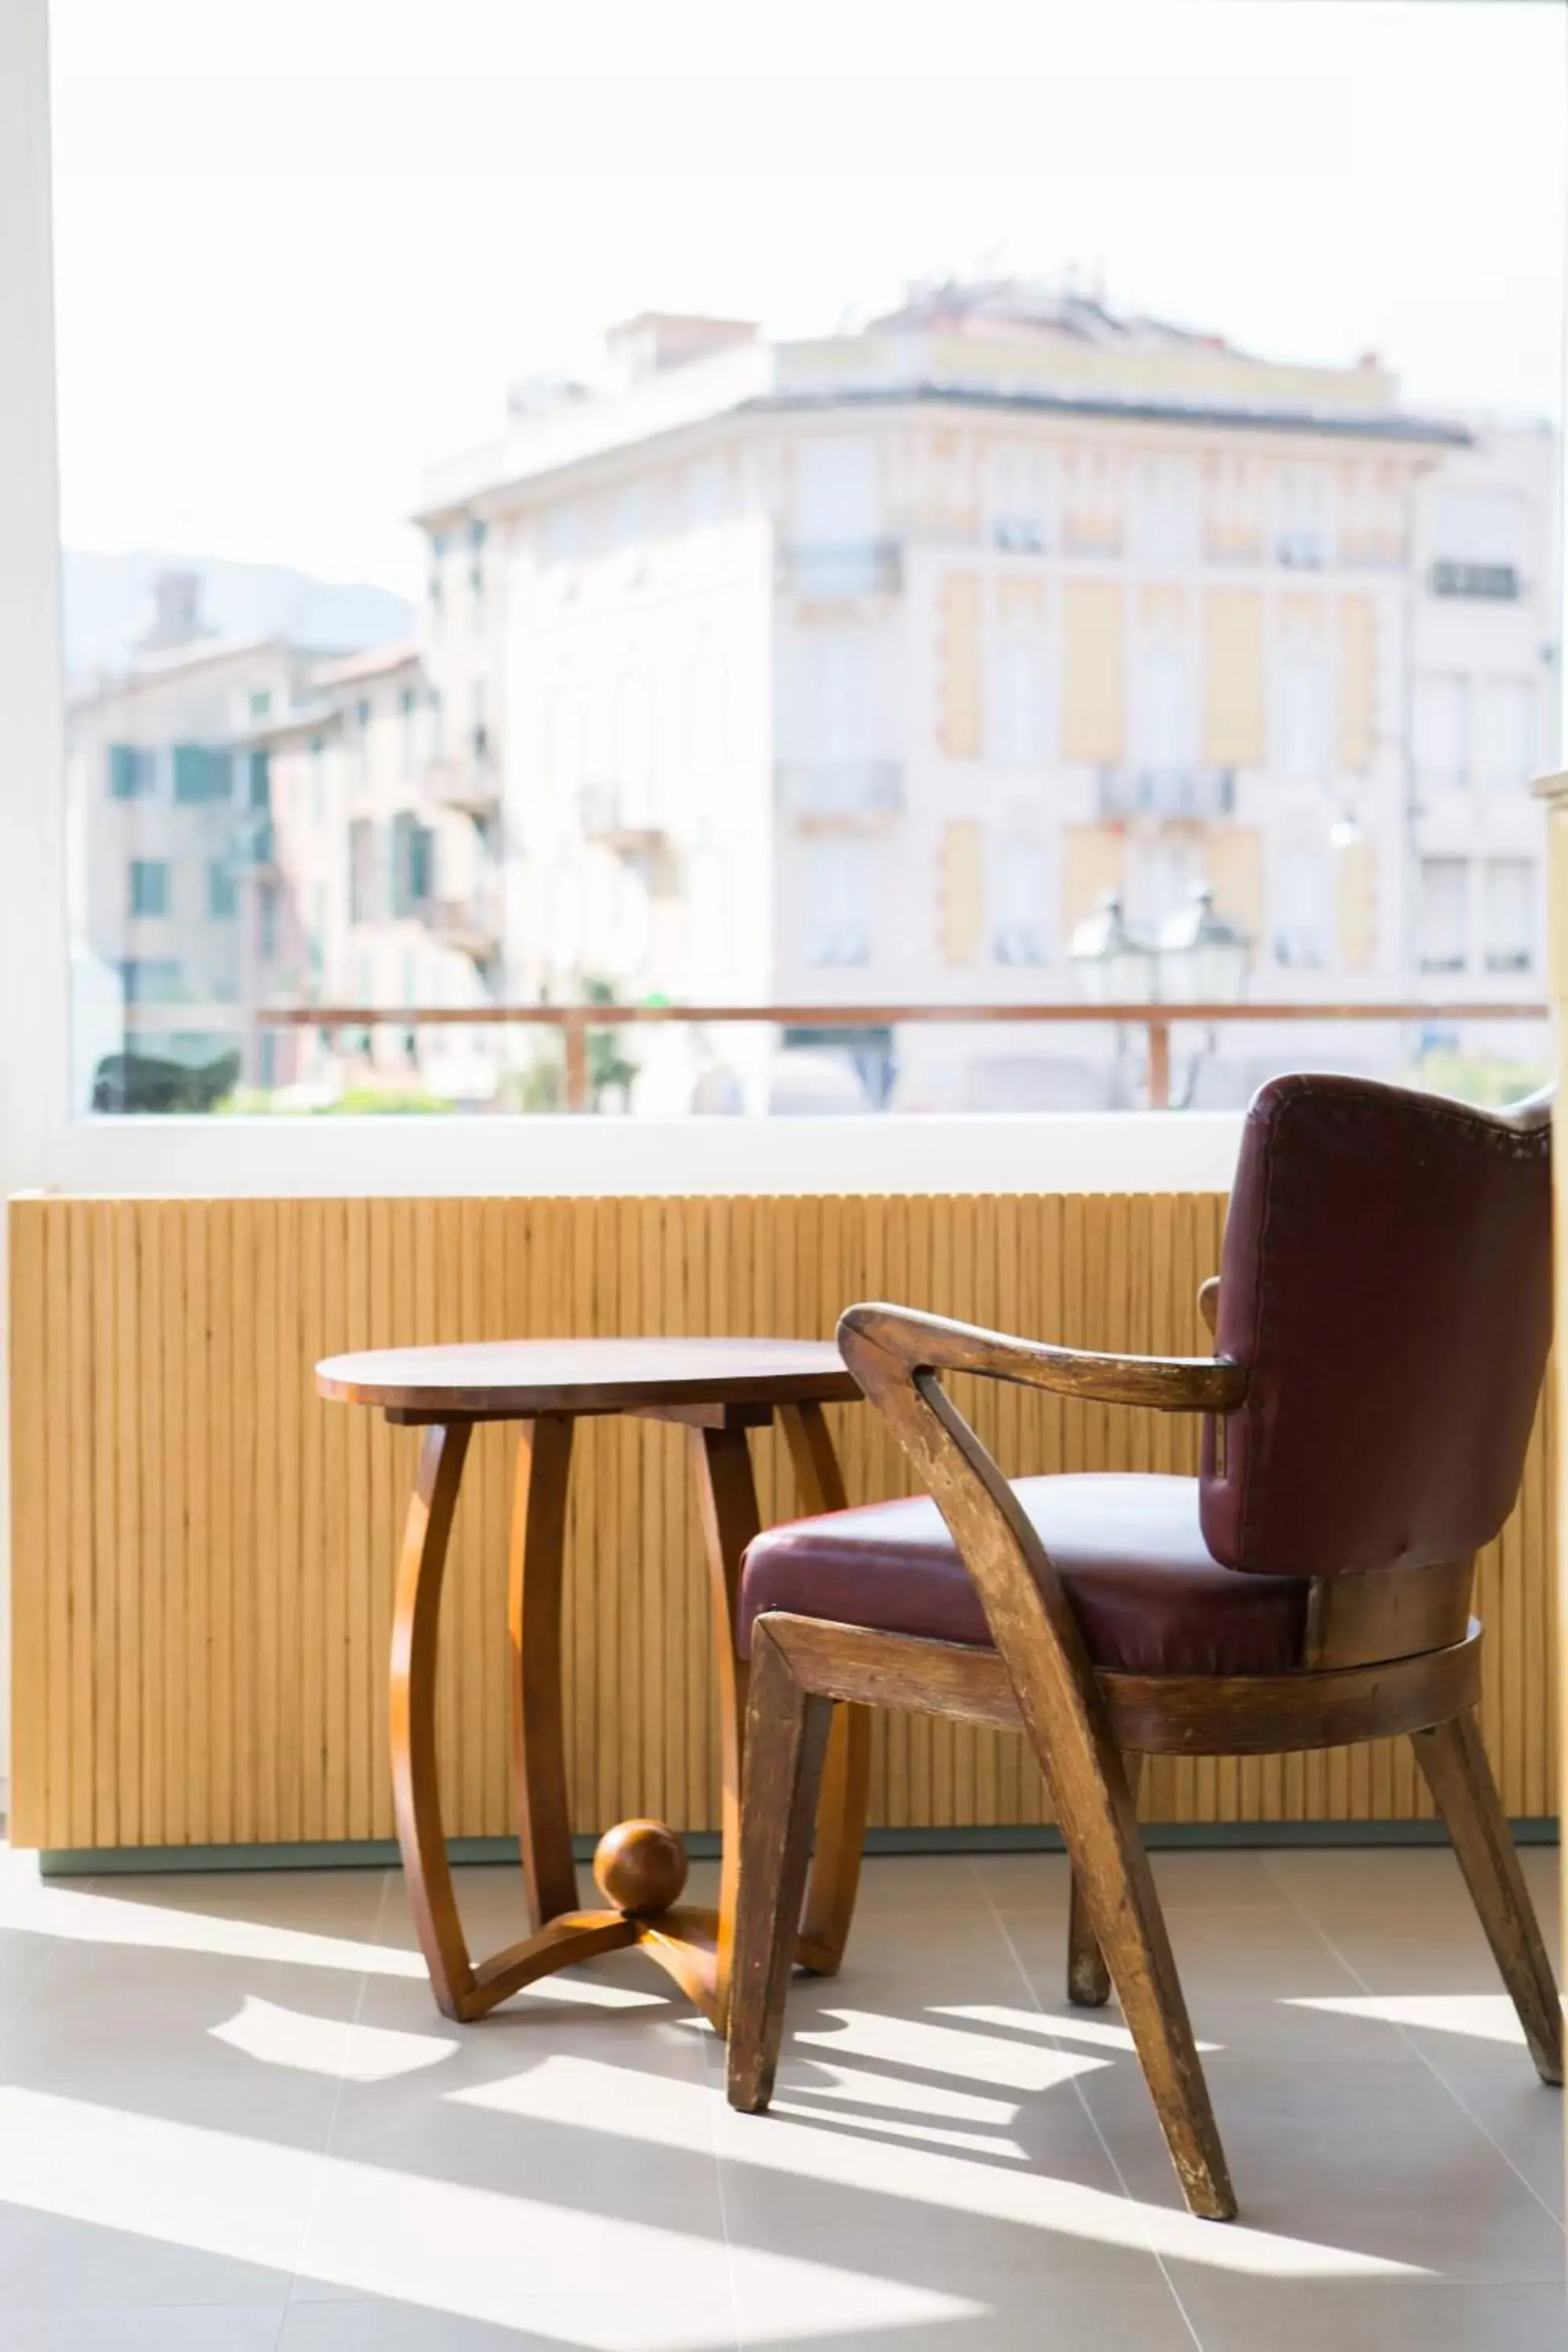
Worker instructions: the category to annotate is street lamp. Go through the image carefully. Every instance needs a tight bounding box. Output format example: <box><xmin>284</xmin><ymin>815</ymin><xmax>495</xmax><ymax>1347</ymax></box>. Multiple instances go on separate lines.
<box><xmin>1069</xmin><ymin>883</ymin><xmax>1252</xmax><ymax>1107</ymax></box>
<box><xmin>1156</xmin><ymin>884</ymin><xmax>1252</xmax><ymax>1006</ymax></box>
<box><xmin>1069</xmin><ymin>891</ymin><xmax>1158</xmax><ymax>1004</ymax></box>
<box><xmin>1069</xmin><ymin>891</ymin><xmax>1157</xmax><ymax>1109</ymax></box>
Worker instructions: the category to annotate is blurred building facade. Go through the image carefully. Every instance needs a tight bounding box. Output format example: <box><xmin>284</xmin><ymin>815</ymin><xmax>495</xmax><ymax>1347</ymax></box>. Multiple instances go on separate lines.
<box><xmin>68</xmin><ymin>289</ymin><xmax>1559</xmax><ymax>1115</ymax></box>
<box><xmin>263</xmin><ymin>643</ymin><xmax>500</xmax><ymax>1105</ymax></box>
<box><xmin>66</xmin><ymin>572</ymin><xmax>318</xmax><ymax>1105</ymax></box>
<box><xmin>413</xmin><ymin>283</ymin><xmax>1558</xmax><ymax>1111</ymax></box>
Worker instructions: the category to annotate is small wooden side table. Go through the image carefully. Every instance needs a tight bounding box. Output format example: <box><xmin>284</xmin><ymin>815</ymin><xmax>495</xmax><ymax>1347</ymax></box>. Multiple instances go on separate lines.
<box><xmin>316</xmin><ymin>1338</ymin><xmax>866</xmax><ymax>2034</ymax></box>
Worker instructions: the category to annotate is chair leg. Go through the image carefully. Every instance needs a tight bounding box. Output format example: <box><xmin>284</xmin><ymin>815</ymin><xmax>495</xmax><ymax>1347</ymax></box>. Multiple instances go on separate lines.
<box><xmin>1068</xmin><ymin>1751</ymin><xmax>1143</xmax><ymax>2007</ymax></box>
<box><xmin>1411</xmin><ymin>1709</ymin><xmax>1563</xmax><ymax>2086</ymax></box>
<box><xmin>725</xmin><ymin>1626</ymin><xmax>833</xmax><ymax>2115</ymax></box>
<box><xmin>1047</xmin><ymin>1740</ymin><xmax>1235</xmax><ymax>2220</ymax></box>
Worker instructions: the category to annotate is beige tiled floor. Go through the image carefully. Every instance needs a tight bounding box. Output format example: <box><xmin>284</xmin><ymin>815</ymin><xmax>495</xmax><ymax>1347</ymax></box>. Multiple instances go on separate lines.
<box><xmin>0</xmin><ymin>1841</ymin><xmax>1560</xmax><ymax>2348</ymax></box>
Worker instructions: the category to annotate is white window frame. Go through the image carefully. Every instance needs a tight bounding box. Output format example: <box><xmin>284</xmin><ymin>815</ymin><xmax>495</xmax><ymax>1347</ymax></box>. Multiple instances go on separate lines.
<box><xmin>67</xmin><ymin>1</ymin><xmax>1568</xmax><ymax>1223</ymax></box>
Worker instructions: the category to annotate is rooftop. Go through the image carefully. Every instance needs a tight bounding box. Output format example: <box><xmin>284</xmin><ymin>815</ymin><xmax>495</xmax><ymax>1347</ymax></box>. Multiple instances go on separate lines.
<box><xmin>418</xmin><ymin>277</ymin><xmax>1462</xmax><ymax>521</ymax></box>
<box><xmin>310</xmin><ymin>640</ymin><xmax>422</xmax><ymax>691</ymax></box>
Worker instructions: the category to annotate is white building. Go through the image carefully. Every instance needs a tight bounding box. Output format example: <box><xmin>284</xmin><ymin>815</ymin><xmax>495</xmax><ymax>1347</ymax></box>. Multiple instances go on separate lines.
<box><xmin>262</xmin><ymin>642</ymin><xmax>503</xmax><ymax>1106</ymax></box>
<box><xmin>412</xmin><ymin>287</ymin><xmax>1557</xmax><ymax>1112</ymax></box>
<box><xmin>1406</xmin><ymin>419</ymin><xmax>1558</xmax><ymax>1085</ymax></box>
<box><xmin>66</xmin><ymin>572</ymin><xmax>320</xmax><ymax>1107</ymax></box>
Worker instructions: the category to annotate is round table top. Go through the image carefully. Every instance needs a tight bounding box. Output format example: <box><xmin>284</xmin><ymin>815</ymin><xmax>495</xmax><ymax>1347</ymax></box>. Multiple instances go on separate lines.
<box><xmin>316</xmin><ymin>1335</ymin><xmax>858</xmax><ymax>1417</ymax></box>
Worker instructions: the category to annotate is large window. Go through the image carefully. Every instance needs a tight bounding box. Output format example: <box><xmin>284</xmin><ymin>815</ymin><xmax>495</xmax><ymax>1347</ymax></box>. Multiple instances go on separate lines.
<box><xmin>40</xmin><ymin>0</ymin><xmax>1564</xmax><ymax>1126</ymax></box>
<box><xmin>1483</xmin><ymin>856</ymin><xmax>1537</xmax><ymax>974</ymax></box>
<box><xmin>1420</xmin><ymin>858</ymin><xmax>1471</xmax><ymax>975</ymax></box>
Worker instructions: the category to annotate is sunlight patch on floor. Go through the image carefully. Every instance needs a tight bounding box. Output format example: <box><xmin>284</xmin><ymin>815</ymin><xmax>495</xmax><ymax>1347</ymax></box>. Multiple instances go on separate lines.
<box><xmin>453</xmin><ymin>2053</ymin><xmax>1428</xmax><ymax>2280</ymax></box>
<box><xmin>935</xmin><ymin>2002</ymin><xmax>1224</xmax><ymax>2056</ymax></box>
<box><xmin>212</xmin><ymin>1995</ymin><xmax>459</xmax><ymax>2081</ymax></box>
<box><xmin>510</xmin><ymin>1972</ymin><xmax>673</xmax><ymax>2011</ymax></box>
<box><xmin>0</xmin><ymin>1881</ymin><xmax>425</xmax><ymax>1976</ymax></box>
<box><xmin>0</xmin><ymin>2085</ymin><xmax>976</xmax><ymax>2343</ymax></box>
<box><xmin>785</xmin><ymin>2059</ymin><xmax>1021</xmax><ymax>2126</ymax></box>
<box><xmin>791</xmin><ymin>2007</ymin><xmax>1112</xmax><ymax>2091</ymax></box>
<box><xmin>1284</xmin><ymin>1992</ymin><xmax>1529</xmax><ymax>2046</ymax></box>
<box><xmin>768</xmin><ymin>2097</ymin><xmax>1029</xmax><ymax>2158</ymax></box>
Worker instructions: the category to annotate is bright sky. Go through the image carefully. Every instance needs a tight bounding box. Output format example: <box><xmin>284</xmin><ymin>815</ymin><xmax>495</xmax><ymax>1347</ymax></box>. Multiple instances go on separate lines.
<box><xmin>49</xmin><ymin>0</ymin><xmax>1567</xmax><ymax>596</ymax></box>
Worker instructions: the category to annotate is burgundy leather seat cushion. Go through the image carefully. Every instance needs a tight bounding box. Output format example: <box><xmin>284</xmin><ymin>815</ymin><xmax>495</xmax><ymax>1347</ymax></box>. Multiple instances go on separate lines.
<box><xmin>739</xmin><ymin>1473</ymin><xmax>1308</xmax><ymax>1675</ymax></box>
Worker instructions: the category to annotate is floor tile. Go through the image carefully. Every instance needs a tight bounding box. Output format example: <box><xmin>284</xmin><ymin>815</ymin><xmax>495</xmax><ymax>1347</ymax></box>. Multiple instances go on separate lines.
<box><xmin>1174</xmin><ymin>2277</ymin><xmax>1568</xmax><ymax>2351</ymax></box>
<box><xmin>848</xmin><ymin>1854</ymin><xmax>988</xmax><ymax>1911</ymax></box>
<box><xmin>0</xmin><ymin>2085</ymin><xmax>318</xmax><ymax>2310</ymax></box>
<box><xmin>1419</xmin><ymin>2064</ymin><xmax>1566</xmax><ymax>2220</ymax></box>
<box><xmin>0</xmin><ymin>2309</ymin><xmax>285</xmax><ymax>2349</ymax></box>
<box><xmin>734</xmin><ymin>2277</ymin><xmax>1197</xmax><ymax>2349</ymax></box>
<box><xmin>716</xmin><ymin>2024</ymin><xmax>1168</xmax><ymax>2296</ymax></box>
<box><xmin>968</xmin><ymin>1849</ymin><xmax>1075</xmax><ymax>1912</ymax></box>
<box><xmin>104</xmin><ymin>1867</ymin><xmax>389</xmax><ymax>1940</ymax></box>
<box><xmin>1005</xmin><ymin>1891</ymin><xmax>1398</xmax><ymax>2060</ymax></box>
<box><xmin>281</xmin><ymin>2289</ymin><xmax>740</xmax><ymax>2348</ymax></box>
<box><xmin>1080</xmin><ymin>2051</ymin><xmax>1566</xmax><ymax>2281</ymax></box>
<box><xmin>1263</xmin><ymin>1848</ymin><xmax>1563</xmax><ymax>1972</ymax></box>
<box><xmin>303</xmin><ymin>2058</ymin><xmax>730</xmax><ymax>2314</ymax></box>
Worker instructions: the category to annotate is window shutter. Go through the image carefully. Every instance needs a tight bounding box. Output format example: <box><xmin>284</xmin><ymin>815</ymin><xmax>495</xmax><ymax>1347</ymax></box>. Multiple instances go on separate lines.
<box><xmin>939</xmin><ymin>820</ymin><xmax>985</xmax><ymax>967</ymax></box>
<box><xmin>938</xmin><ymin>573</ymin><xmax>984</xmax><ymax>760</ymax></box>
<box><xmin>1060</xmin><ymin>582</ymin><xmax>1125</xmax><ymax>764</ymax></box>
<box><xmin>1202</xmin><ymin>588</ymin><xmax>1265</xmax><ymax>768</ymax></box>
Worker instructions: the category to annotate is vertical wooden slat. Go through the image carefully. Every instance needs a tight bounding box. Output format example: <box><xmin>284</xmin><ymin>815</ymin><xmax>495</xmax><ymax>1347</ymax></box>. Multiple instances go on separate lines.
<box><xmin>89</xmin><ymin>1205</ymin><xmax>118</xmax><ymax>1846</ymax></box>
<box><xmin>208</xmin><ymin>1202</ymin><xmax>236</xmax><ymax>1842</ymax></box>
<box><xmin>296</xmin><ymin>1201</ymin><xmax>326</xmax><ymax>1843</ymax></box>
<box><xmin>321</xmin><ymin>1199</ymin><xmax>350</xmax><ymax>1841</ymax></box>
<box><xmin>136</xmin><ymin>1203</ymin><xmax>165</xmax><ymax>1844</ymax></box>
<box><xmin>274</xmin><ymin>1198</ymin><xmax>303</xmax><ymax>1844</ymax></box>
<box><xmin>8</xmin><ymin>1203</ymin><xmax>47</xmax><ymax>1845</ymax></box>
<box><xmin>229</xmin><ymin>1201</ymin><xmax>256</xmax><ymax>1845</ymax></box>
<box><xmin>44</xmin><ymin>1206</ymin><xmax>74</xmax><ymax>1846</ymax></box>
<box><xmin>111</xmin><ymin>1207</ymin><xmax>141</xmax><ymax>1847</ymax></box>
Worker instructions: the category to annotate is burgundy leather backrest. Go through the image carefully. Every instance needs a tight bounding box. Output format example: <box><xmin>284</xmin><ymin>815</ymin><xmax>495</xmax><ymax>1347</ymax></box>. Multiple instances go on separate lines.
<box><xmin>1200</xmin><ymin>1074</ymin><xmax>1551</xmax><ymax>1579</ymax></box>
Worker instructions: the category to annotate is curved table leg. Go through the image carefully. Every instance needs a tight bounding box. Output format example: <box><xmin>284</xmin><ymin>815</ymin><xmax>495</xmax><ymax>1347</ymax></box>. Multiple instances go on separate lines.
<box><xmin>780</xmin><ymin>1402</ymin><xmax>871</xmax><ymax>1977</ymax></box>
<box><xmin>390</xmin><ymin>1423</ymin><xmax>481</xmax><ymax>2018</ymax></box>
<box><xmin>391</xmin><ymin>1419</ymin><xmax>634</xmax><ymax>2024</ymax></box>
<box><xmin>510</xmin><ymin>1414</ymin><xmax>579</xmax><ymax>1929</ymax></box>
<box><xmin>690</xmin><ymin>1419</ymin><xmax>764</xmax><ymax>2032</ymax></box>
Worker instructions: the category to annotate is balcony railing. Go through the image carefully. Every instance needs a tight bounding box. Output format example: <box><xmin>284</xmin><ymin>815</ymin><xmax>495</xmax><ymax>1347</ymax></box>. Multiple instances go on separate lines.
<box><xmin>222</xmin><ymin>995</ymin><xmax>1552</xmax><ymax>1112</ymax></box>
<box><xmin>426</xmin><ymin>754</ymin><xmax>500</xmax><ymax>815</ymax></box>
<box><xmin>777</xmin><ymin>540</ymin><xmax>903</xmax><ymax>597</ymax></box>
<box><xmin>576</xmin><ymin>781</ymin><xmax>671</xmax><ymax>844</ymax></box>
<box><xmin>1428</xmin><ymin>560</ymin><xmax>1521</xmax><ymax>601</ymax></box>
<box><xmin>1098</xmin><ymin>766</ymin><xmax>1236</xmax><ymax>821</ymax></box>
<box><xmin>425</xmin><ymin>887</ymin><xmax>503</xmax><ymax>960</ymax></box>
<box><xmin>776</xmin><ymin>760</ymin><xmax>905</xmax><ymax>817</ymax></box>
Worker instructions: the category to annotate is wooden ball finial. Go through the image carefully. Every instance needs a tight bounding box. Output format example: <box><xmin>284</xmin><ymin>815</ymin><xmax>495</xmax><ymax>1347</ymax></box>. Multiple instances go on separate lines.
<box><xmin>593</xmin><ymin>1819</ymin><xmax>688</xmax><ymax>1918</ymax></box>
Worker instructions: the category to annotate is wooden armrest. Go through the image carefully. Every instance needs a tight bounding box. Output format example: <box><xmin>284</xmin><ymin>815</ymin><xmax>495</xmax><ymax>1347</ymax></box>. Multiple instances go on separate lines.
<box><xmin>838</xmin><ymin>1301</ymin><xmax>1246</xmax><ymax>1415</ymax></box>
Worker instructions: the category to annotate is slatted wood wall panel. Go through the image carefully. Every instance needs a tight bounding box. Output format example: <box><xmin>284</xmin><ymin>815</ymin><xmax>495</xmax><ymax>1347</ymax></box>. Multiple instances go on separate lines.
<box><xmin>8</xmin><ymin>1192</ymin><xmax>1558</xmax><ymax>1849</ymax></box>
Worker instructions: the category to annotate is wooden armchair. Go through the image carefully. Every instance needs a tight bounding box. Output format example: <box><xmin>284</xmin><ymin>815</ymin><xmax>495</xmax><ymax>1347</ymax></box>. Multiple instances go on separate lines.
<box><xmin>724</xmin><ymin>1074</ymin><xmax>1562</xmax><ymax>2220</ymax></box>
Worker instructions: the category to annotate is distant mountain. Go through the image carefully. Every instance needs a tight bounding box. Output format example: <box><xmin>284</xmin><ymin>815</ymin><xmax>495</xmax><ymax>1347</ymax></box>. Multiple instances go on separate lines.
<box><xmin>62</xmin><ymin>550</ymin><xmax>415</xmax><ymax>684</ymax></box>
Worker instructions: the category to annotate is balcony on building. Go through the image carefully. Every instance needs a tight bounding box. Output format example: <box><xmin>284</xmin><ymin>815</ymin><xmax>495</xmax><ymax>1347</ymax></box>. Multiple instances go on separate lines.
<box><xmin>426</xmin><ymin>877</ymin><xmax>503</xmax><ymax>962</ymax></box>
<box><xmin>425</xmin><ymin>726</ymin><xmax>501</xmax><ymax>815</ymax></box>
<box><xmin>775</xmin><ymin>760</ymin><xmax>905</xmax><ymax>819</ymax></box>
<box><xmin>1097</xmin><ymin>764</ymin><xmax>1237</xmax><ymax>822</ymax></box>
<box><xmin>576</xmin><ymin>779</ymin><xmax>675</xmax><ymax>857</ymax></box>
<box><xmin>1428</xmin><ymin>558</ymin><xmax>1523</xmax><ymax>601</ymax></box>
<box><xmin>776</xmin><ymin>539</ymin><xmax>903</xmax><ymax>598</ymax></box>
